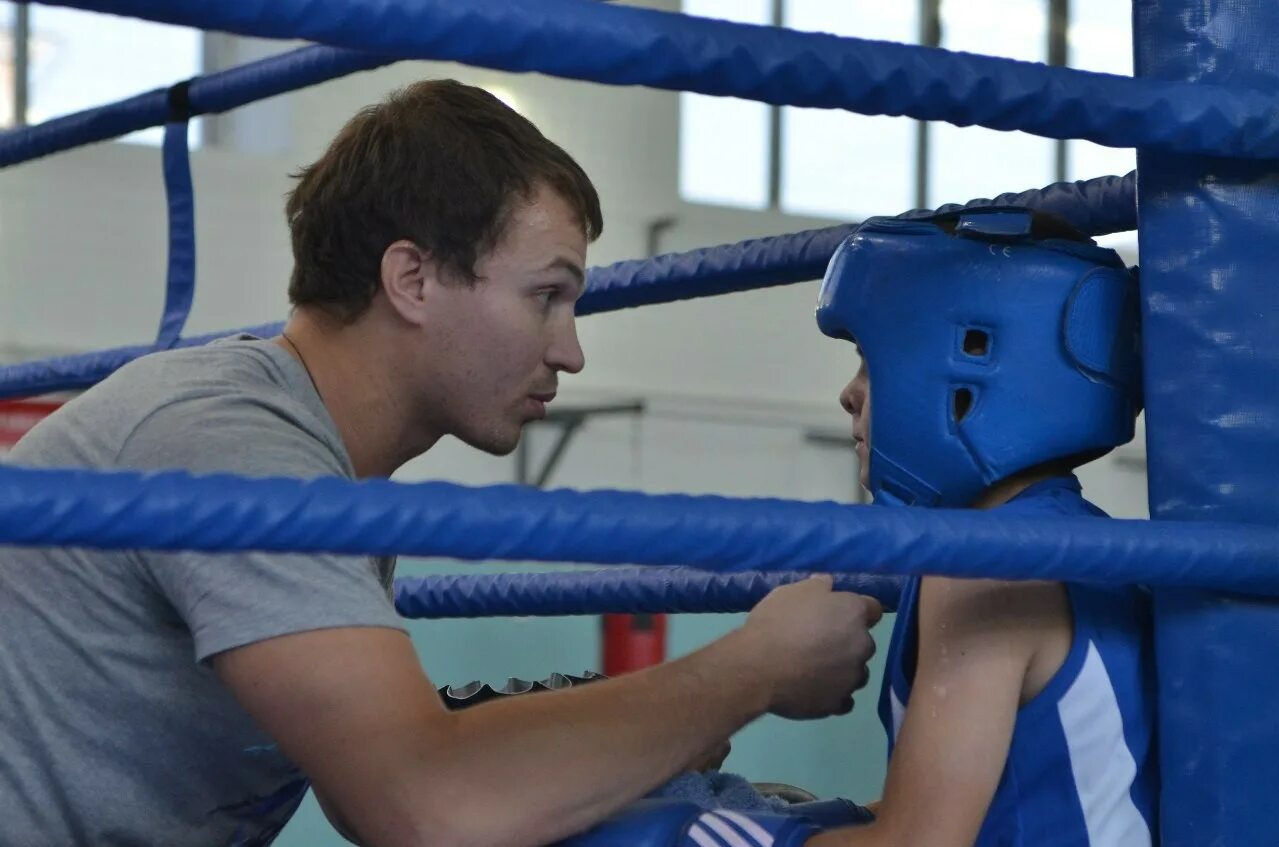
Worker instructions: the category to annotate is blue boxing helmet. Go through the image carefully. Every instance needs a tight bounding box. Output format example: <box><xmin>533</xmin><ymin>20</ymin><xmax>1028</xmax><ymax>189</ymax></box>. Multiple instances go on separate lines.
<box><xmin>816</xmin><ymin>208</ymin><xmax>1142</xmax><ymax>508</ymax></box>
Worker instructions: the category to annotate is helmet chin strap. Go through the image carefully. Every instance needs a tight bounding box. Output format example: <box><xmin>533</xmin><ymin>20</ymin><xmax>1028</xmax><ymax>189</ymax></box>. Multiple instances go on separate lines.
<box><xmin>868</xmin><ymin>449</ymin><xmax>948</xmax><ymax>508</ymax></box>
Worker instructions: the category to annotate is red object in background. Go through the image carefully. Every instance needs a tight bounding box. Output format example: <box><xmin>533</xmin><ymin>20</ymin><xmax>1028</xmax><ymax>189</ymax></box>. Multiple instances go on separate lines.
<box><xmin>602</xmin><ymin>613</ymin><xmax>667</xmax><ymax>676</ymax></box>
<box><xmin>0</xmin><ymin>399</ymin><xmax>63</xmax><ymax>450</ymax></box>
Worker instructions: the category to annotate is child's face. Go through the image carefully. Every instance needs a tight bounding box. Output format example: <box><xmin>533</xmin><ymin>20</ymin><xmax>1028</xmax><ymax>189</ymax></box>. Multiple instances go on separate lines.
<box><xmin>839</xmin><ymin>355</ymin><xmax>871</xmax><ymax>490</ymax></box>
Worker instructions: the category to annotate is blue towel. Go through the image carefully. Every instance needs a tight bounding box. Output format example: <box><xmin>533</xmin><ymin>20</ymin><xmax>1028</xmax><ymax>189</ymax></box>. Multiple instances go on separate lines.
<box><xmin>648</xmin><ymin>771</ymin><xmax>789</xmax><ymax>812</ymax></box>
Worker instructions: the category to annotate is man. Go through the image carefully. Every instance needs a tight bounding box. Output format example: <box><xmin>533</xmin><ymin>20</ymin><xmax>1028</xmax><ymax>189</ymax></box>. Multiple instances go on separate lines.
<box><xmin>0</xmin><ymin>80</ymin><xmax>881</xmax><ymax>847</ymax></box>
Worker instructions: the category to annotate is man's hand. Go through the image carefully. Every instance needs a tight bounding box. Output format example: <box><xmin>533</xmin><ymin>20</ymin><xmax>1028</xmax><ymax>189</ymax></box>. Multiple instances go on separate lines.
<box><xmin>738</xmin><ymin>576</ymin><xmax>882</xmax><ymax>720</ymax></box>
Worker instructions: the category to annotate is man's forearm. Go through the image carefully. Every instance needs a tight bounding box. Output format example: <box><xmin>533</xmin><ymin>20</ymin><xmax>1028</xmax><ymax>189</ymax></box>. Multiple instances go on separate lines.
<box><xmin>418</xmin><ymin>628</ymin><xmax>771</xmax><ymax>847</ymax></box>
<box><xmin>284</xmin><ymin>580</ymin><xmax>877</xmax><ymax>847</ymax></box>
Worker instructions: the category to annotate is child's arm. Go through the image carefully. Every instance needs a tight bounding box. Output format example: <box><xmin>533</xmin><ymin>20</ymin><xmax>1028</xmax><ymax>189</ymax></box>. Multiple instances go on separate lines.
<box><xmin>808</xmin><ymin>576</ymin><xmax>1072</xmax><ymax>847</ymax></box>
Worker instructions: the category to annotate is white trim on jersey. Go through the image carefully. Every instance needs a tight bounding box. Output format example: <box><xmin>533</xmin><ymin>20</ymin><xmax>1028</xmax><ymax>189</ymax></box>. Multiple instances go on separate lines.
<box><xmin>714</xmin><ymin>809</ymin><xmax>777</xmax><ymax>846</ymax></box>
<box><xmin>1057</xmin><ymin>641</ymin><xmax>1153</xmax><ymax>847</ymax></box>
<box><xmin>685</xmin><ymin>811</ymin><xmax>777</xmax><ymax>847</ymax></box>
<box><xmin>890</xmin><ymin>688</ymin><xmax>906</xmax><ymax>741</ymax></box>
<box><xmin>688</xmin><ymin>822</ymin><xmax>723</xmax><ymax>847</ymax></box>
<box><xmin>698</xmin><ymin>812</ymin><xmax>759</xmax><ymax>847</ymax></box>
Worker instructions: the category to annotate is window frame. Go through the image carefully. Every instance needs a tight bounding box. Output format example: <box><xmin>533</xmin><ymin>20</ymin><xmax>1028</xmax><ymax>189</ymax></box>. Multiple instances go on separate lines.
<box><xmin>678</xmin><ymin>0</ymin><xmax>1077</xmax><ymax>216</ymax></box>
<box><xmin>4</xmin><ymin>5</ymin><xmax>208</xmax><ymax>142</ymax></box>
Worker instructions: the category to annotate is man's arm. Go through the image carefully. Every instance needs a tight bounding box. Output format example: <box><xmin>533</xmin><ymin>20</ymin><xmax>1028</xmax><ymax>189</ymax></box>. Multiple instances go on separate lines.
<box><xmin>216</xmin><ymin>576</ymin><xmax>880</xmax><ymax>847</ymax></box>
<box><xmin>808</xmin><ymin>576</ymin><xmax>1073</xmax><ymax>847</ymax></box>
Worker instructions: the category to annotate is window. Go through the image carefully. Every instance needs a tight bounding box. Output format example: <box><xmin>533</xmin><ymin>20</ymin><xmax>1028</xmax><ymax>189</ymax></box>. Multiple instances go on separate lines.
<box><xmin>0</xmin><ymin>3</ymin><xmax>14</xmax><ymax>127</ymax></box>
<box><xmin>780</xmin><ymin>0</ymin><xmax>918</xmax><ymax>219</ymax></box>
<box><xmin>678</xmin><ymin>0</ymin><xmax>773</xmax><ymax>210</ymax></box>
<box><xmin>927</xmin><ymin>0</ymin><xmax>1054</xmax><ymax>207</ymax></box>
<box><xmin>676</xmin><ymin>0</ymin><xmax>1140</xmax><ymax>217</ymax></box>
<box><xmin>28</xmin><ymin>8</ymin><xmax>203</xmax><ymax>146</ymax></box>
<box><xmin>1066</xmin><ymin>0</ymin><xmax>1136</xmax><ymax>181</ymax></box>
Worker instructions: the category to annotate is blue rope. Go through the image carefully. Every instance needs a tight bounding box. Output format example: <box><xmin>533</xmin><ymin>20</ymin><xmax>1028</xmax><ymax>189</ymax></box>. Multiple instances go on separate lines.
<box><xmin>0</xmin><ymin>45</ymin><xmax>393</xmax><ymax>168</ymax></box>
<box><xmin>581</xmin><ymin>173</ymin><xmax>1136</xmax><ymax>316</ymax></box>
<box><xmin>157</xmin><ymin>115</ymin><xmax>195</xmax><ymax>348</ymax></box>
<box><xmin>394</xmin><ymin>568</ymin><xmax>906</xmax><ymax>618</ymax></box>
<box><xmin>0</xmin><ymin>464</ymin><xmax>1274</xmax><ymax>596</ymax></box>
<box><xmin>27</xmin><ymin>0</ymin><xmax>1279</xmax><ymax>159</ymax></box>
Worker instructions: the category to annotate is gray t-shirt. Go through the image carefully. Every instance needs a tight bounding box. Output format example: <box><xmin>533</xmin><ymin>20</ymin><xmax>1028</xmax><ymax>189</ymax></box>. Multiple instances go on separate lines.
<box><xmin>0</xmin><ymin>336</ymin><xmax>403</xmax><ymax>846</ymax></box>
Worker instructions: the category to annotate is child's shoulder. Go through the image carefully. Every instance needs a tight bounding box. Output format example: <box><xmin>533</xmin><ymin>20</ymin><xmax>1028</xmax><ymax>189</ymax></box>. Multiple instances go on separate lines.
<box><xmin>913</xmin><ymin>573</ymin><xmax>1074</xmax><ymax>706</ymax></box>
<box><xmin>999</xmin><ymin>474</ymin><xmax>1108</xmax><ymax>520</ymax></box>
<box><xmin>908</xmin><ymin>478</ymin><xmax>1113</xmax><ymax>667</ymax></box>
<box><xmin>917</xmin><ymin>574</ymin><xmax>1071</xmax><ymax>636</ymax></box>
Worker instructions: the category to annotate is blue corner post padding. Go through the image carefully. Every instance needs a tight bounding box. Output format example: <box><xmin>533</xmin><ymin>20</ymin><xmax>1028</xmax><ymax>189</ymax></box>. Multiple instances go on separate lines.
<box><xmin>558</xmin><ymin>799</ymin><xmax>818</xmax><ymax>847</ymax></box>
<box><xmin>1134</xmin><ymin>1</ymin><xmax>1279</xmax><ymax>845</ymax></box>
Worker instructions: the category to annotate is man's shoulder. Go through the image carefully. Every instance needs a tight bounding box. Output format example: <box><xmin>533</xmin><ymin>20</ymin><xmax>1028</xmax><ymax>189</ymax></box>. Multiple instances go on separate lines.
<box><xmin>54</xmin><ymin>337</ymin><xmax>347</xmax><ymax>477</ymax></box>
<box><xmin>119</xmin><ymin>335</ymin><xmax>285</xmax><ymax>391</ymax></box>
<box><xmin>108</xmin><ymin>336</ymin><xmax>322</xmax><ymax>431</ymax></box>
<box><xmin>124</xmin><ymin>373</ymin><xmax>344</xmax><ymax>476</ymax></box>
<box><xmin>8</xmin><ymin>339</ymin><xmax>279</xmax><ymax>468</ymax></box>
<box><xmin>96</xmin><ymin>338</ymin><xmax>294</xmax><ymax>427</ymax></box>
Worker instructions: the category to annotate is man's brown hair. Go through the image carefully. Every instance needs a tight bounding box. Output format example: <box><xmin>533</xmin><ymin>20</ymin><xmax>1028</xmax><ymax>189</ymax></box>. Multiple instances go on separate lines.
<box><xmin>285</xmin><ymin>79</ymin><xmax>603</xmax><ymax>321</ymax></box>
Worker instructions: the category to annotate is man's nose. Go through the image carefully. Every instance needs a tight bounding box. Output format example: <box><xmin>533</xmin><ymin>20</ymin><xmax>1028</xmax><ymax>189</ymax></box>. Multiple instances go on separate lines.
<box><xmin>548</xmin><ymin>316</ymin><xmax>586</xmax><ymax>374</ymax></box>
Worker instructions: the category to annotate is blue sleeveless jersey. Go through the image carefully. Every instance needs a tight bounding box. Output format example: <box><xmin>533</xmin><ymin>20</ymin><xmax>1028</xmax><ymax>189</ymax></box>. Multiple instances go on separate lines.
<box><xmin>878</xmin><ymin>476</ymin><xmax>1158</xmax><ymax>846</ymax></box>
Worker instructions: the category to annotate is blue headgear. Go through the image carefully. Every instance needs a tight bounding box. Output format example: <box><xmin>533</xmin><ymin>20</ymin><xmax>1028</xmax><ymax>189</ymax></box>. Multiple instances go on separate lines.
<box><xmin>816</xmin><ymin>208</ymin><xmax>1142</xmax><ymax>508</ymax></box>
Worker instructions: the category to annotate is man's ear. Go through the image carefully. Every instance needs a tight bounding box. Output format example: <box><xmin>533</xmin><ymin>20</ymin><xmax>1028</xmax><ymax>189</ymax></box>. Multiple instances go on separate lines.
<box><xmin>380</xmin><ymin>240</ymin><xmax>436</xmax><ymax>327</ymax></box>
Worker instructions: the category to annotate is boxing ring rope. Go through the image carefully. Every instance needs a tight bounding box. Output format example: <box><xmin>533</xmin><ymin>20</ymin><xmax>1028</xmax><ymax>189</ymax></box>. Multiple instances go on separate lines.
<box><xmin>0</xmin><ymin>464</ymin><xmax>1275</xmax><ymax>596</ymax></box>
<box><xmin>0</xmin><ymin>171</ymin><xmax>1136</xmax><ymax>400</ymax></box>
<box><xmin>0</xmin><ymin>45</ymin><xmax>393</xmax><ymax>168</ymax></box>
<box><xmin>158</xmin><ymin>102</ymin><xmax>196</xmax><ymax>348</ymax></box>
<box><xmin>393</xmin><ymin>569</ymin><xmax>907</xmax><ymax>619</ymax></box>
<box><xmin>29</xmin><ymin>0</ymin><xmax>1279</xmax><ymax>160</ymax></box>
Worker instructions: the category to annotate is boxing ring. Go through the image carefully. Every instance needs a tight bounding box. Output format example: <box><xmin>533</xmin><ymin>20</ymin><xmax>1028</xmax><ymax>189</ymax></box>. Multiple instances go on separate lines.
<box><xmin>1</xmin><ymin>1</ymin><xmax>1276</xmax><ymax>844</ymax></box>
